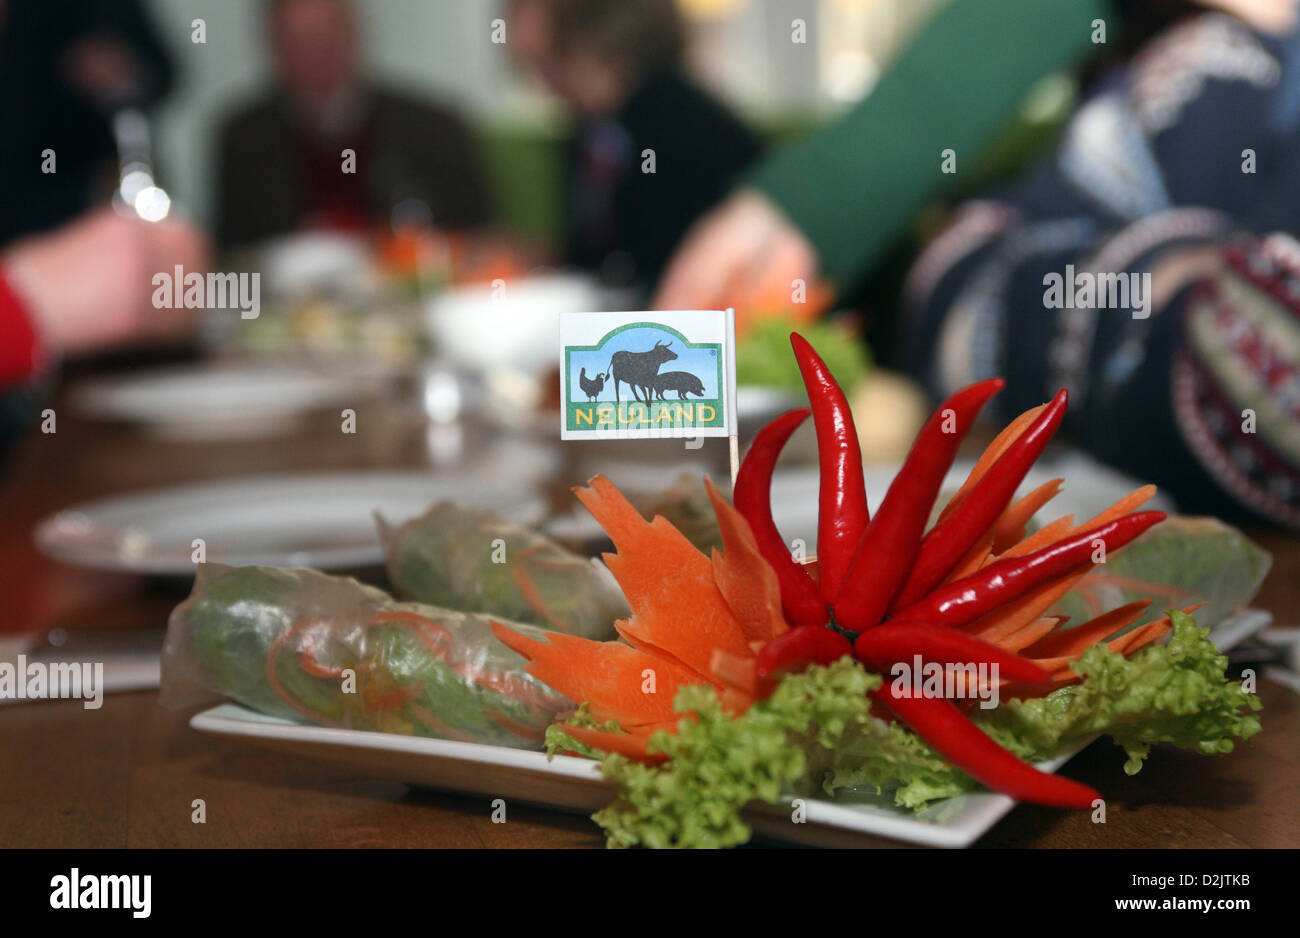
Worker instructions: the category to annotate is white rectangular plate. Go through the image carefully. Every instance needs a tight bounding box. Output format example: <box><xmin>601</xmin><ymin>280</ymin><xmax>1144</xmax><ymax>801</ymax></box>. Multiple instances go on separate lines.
<box><xmin>191</xmin><ymin>609</ymin><xmax>1270</xmax><ymax>848</ymax></box>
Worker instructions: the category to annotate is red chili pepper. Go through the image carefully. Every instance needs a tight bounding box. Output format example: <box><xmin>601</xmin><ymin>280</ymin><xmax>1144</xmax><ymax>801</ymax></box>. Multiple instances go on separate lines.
<box><xmin>892</xmin><ymin>510</ymin><xmax>1166</xmax><ymax>628</ymax></box>
<box><xmin>754</xmin><ymin>625</ymin><xmax>853</xmax><ymax>695</ymax></box>
<box><xmin>874</xmin><ymin>685</ymin><xmax>1100</xmax><ymax>809</ymax></box>
<box><xmin>733</xmin><ymin>408</ymin><xmax>830</xmax><ymax>626</ymax></box>
<box><xmin>790</xmin><ymin>332</ymin><xmax>869</xmax><ymax>604</ymax></box>
<box><xmin>853</xmin><ymin>622</ymin><xmax>1051</xmax><ymax>686</ymax></box>
<box><xmin>833</xmin><ymin>378</ymin><xmax>1004</xmax><ymax>633</ymax></box>
<box><xmin>889</xmin><ymin>389</ymin><xmax>1069</xmax><ymax>611</ymax></box>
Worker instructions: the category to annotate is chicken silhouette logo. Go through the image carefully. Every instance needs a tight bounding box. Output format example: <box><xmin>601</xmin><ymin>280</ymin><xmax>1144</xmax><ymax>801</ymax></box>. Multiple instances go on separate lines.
<box><xmin>559</xmin><ymin>312</ymin><xmax>735</xmax><ymax>440</ymax></box>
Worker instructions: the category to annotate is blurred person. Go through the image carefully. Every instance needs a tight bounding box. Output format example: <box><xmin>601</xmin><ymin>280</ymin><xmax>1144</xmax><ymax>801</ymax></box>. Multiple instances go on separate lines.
<box><xmin>0</xmin><ymin>0</ymin><xmax>176</xmax><ymax>243</ymax></box>
<box><xmin>899</xmin><ymin>6</ymin><xmax>1300</xmax><ymax>528</ymax></box>
<box><xmin>216</xmin><ymin>0</ymin><xmax>491</xmax><ymax>247</ymax></box>
<box><xmin>0</xmin><ymin>207</ymin><xmax>209</xmax><ymax>456</ymax></box>
<box><xmin>507</xmin><ymin>0</ymin><xmax>761</xmax><ymax>294</ymax></box>
<box><xmin>654</xmin><ymin>0</ymin><xmax>1299</xmax><ymax>314</ymax></box>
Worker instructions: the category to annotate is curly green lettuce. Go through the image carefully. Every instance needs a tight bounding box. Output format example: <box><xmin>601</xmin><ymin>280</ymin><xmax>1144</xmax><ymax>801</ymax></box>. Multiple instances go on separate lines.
<box><xmin>565</xmin><ymin>611</ymin><xmax>1260</xmax><ymax>848</ymax></box>
<box><xmin>976</xmin><ymin>610</ymin><xmax>1262</xmax><ymax>773</ymax></box>
<box><xmin>545</xmin><ymin>705</ymin><xmax>626</xmax><ymax>760</ymax></box>
<box><xmin>593</xmin><ymin>658</ymin><xmax>881</xmax><ymax>849</ymax></box>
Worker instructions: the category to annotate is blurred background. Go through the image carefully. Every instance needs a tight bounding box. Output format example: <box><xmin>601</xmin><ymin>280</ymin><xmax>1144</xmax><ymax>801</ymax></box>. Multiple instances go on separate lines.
<box><xmin>3</xmin><ymin>0</ymin><xmax>1300</xmax><ymax>645</ymax></box>
<box><xmin>145</xmin><ymin>0</ymin><xmax>945</xmax><ymax>241</ymax></box>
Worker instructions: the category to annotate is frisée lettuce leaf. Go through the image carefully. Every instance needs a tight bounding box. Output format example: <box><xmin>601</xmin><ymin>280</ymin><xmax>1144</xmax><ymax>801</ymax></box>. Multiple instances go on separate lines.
<box><xmin>572</xmin><ymin>611</ymin><xmax>1261</xmax><ymax>848</ymax></box>
<box><xmin>976</xmin><ymin>610</ymin><xmax>1262</xmax><ymax>774</ymax></box>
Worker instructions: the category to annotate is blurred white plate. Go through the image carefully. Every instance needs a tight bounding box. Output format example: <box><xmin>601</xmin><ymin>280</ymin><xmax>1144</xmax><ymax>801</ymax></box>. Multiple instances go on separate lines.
<box><xmin>767</xmin><ymin>450</ymin><xmax>1176</xmax><ymax>552</ymax></box>
<box><xmin>72</xmin><ymin>362</ymin><xmax>366</xmax><ymax>440</ymax></box>
<box><xmin>424</xmin><ymin>273</ymin><xmax>603</xmax><ymax>376</ymax></box>
<box><xmin>34</xmin><ymin>471</ymin><xmax>544</xmax><ymax>576</ymax></box>
<box><xmin>737</xmin><ymin>384</ymin><xmax>804</xmax><ymax>435</ymax></box>
<box><xmin>190</xmin><ymin>608</ymin><xmax>1268</xmax><ymax>848</ymax></box>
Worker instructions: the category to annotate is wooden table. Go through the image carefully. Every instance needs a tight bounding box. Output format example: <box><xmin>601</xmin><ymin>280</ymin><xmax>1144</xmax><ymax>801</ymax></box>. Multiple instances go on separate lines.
<box><xmin>2</xmin><ymin>386</ymin><xmax>1297</xmax><ymax>849</ymax></box>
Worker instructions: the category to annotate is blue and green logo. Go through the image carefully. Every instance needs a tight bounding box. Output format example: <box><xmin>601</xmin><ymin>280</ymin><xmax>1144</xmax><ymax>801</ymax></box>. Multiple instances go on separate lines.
<box><xmin>564</xmin><ymin>322</ymin><xmax>723</xmax><ymax>432</ymax></box>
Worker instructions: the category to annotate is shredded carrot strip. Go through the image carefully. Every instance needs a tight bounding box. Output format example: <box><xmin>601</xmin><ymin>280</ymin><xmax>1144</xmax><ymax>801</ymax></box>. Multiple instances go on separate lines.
<box><xmin>487</xmin><ymin>709</ymin><xmax>548</xmax><ymax>742</ymax></box>
<box><xmin>407</xmin><ymin>702</ymin><xmax>482</xmax><ymax>742</ymax></box>
<box><xmin>510</xmin><ymin>563</ymin><xmax>574</xmax><ymax>634</ymax></box>
<box><xmin>963</xmin><ymin>569</ymin><xmax>1089</xmax><ymax>642</ymax></box>
<box><xmin>939</xmin><ymin>402</ymin><xmax>1048</xmax><ymax>521</ymax></box>
<box><xmin>997</xmin><ymin>616</ymin><xmax>1062</xmax><ymax>653</ymax></box>
<box><xmin>708</xmin><ymin>648</ymin><xmax>759</xmax><ymax>696</ymax></box>
<box><xmin>265</xmin><ymin>621</ymin><xmax>344</xmax><ymax>727</ymax></box>
<box><xmin>1023</xmin><ymin>600</ymin><xmax>1153</xmax><ymax>659</ymax></box>
<box><xmin>1073</xmin><ymin>484</ymin><xmax>1158</xmax><ymax>533</ymax></box>
<box><xmin>991</xmin><ymin>478</ymin><xmax>1064</xmax><ymax>553</ymax></box>
<box><xmin>941</xmin><ymin>537</ymin><xmax>994</xmax><ymax>586</ymax></box>
<box><xmin>1000</xmin><ymin>515</ymin><xmax>1075</xmax><ymax>559</ymax></box>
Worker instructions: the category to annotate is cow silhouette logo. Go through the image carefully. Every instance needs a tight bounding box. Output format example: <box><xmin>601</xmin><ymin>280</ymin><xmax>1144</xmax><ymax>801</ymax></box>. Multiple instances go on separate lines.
<box><xmin>560</xmin><ymin>315</ymin><xmax>729</xmax><ymax>440</ymax></box>
<box><xmin>605</xmin><ymin>339</ymin><xmax>677</xmax><ymax>404</ymax></box>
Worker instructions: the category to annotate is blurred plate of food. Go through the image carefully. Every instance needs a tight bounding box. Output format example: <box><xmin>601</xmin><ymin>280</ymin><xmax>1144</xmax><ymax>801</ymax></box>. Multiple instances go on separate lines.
<box><xmin>210</xmin><ymin>294</ymin><xmax>428</xmax><ymax>367</ymax></box>
<box><xmin>256</xmin><ymin>231</ymin><xmax>378</xmax><ymax>298</ymax></box>
<box><xmin>34</xmin><ymin>470</ymin><xmax>545</xmax><ymax>576</ymax></box>
<box><xmin>70</xmin><ymin>361</ymin><xmax>384</xmax><ymax>440</ymax></box>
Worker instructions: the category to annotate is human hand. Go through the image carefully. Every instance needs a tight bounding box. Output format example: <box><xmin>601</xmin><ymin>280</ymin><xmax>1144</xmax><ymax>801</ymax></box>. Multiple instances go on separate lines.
<box><xmin>3</xmin><ymin>207</ymin><xmax>210</xmax><ymax>358</ymax></box>
<box><xmin>652</xmin><ymin>189</ymin><xmax>820</xmax><ymax>314</ymax></box>
<box><xmin>1194</xmin><ymin>0</ymin><xmax>1299</xmax><ymax>33</ymax></box>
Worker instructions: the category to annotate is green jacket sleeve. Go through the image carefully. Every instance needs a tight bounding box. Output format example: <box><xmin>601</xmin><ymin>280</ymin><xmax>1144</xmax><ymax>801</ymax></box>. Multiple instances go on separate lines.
<box><xmin>748</xmin><ymin>0</ymin><xmax>1115</xmax><ymax>288</ymax></box>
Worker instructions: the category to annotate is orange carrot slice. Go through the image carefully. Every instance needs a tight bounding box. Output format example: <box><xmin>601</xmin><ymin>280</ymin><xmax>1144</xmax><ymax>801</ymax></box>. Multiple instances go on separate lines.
<box><xmin>1021</xmin><ymin>600</ymin><xmax>1153</xmax><ymax>659</ymax></box>
<box><xmin>997</xmin><ymin>616</ymin><xmax>1063</xmax><ymax>654</ymax></box>
<box><xmin>991</xmin><ymin>478</ymin><xmax>1064</xmax><ymax>553</ymax></box>
<box><xmin>939</xmin><ymin>402</ymin><xmax>1049</xmax><ymax>522</ymax></box>
<box><xmin>942</xmin><ymin>538</ymin><xmax>994</xmax><ymax>585</ymax></box>
<box><xmin>1039</xmin><ymin>604</ymin><xmax>1197</xmax><ymax>686</ymax></box>
<box><xmin>1119</xmin><ymin>619</ymin><xmax>1172</xmax><ymax>655</ymax></box>
<box><xmin>559</xmin><ymin>723</ymin><xmax>670</xmax><ymax>765</ymax></box>
<box><xmin>1000</xmin><ymin>514</ymin><xmax>1075</xmax><ymax>559</ymax></box>
<box><xmin>1074</xmin><ymin>484</ymin><xmax>1158</xmax><ymax>533</ymax></box>
<box><xmin>575</xmin><ymin>475</ymin><xmax>752</xmax><ymax>675</ymax></box>
<box><xmin>1114</xmin><ymin>603</ymin><xmax>1201</xmax><ymax>654</ymax></box>
<box><xmin>962</xmin><ymin>569</ymin><xmax>1089</xmax><ymax>643</ymax></box>
<box><xmin>490</xmin><ymin>622</ymin><xmax>707</xmax><ymax>727</ymax></box>
<box><xmin>721</xmin><ymin>686</ymin><xmax>758</xmax><ymax>715</ymax></box>
<box><xmin>704</xmin><ymin>477</ymin><xmax>789</xmax><ymax>643</ymax></box>
<box><xmin>708</xmin><ymin>648</ymin><xmax>759</xmax><ymax>696</ymax></box>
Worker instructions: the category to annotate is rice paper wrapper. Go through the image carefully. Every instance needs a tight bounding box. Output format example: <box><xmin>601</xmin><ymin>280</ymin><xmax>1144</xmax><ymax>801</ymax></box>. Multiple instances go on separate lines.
<box><xmin>161</xmin><ymin>564</ymin><xmax>570</xmax><ymax>749</ymax></box>
<box><xmin>378</xmin><ymin>501</ymin><xmax>626</xmax><ymax>640</ymax></box>
<box><xmin>1054</xmin><ymin>516</ymin><xmax>1272</xmax><ymax>631</ymax></box>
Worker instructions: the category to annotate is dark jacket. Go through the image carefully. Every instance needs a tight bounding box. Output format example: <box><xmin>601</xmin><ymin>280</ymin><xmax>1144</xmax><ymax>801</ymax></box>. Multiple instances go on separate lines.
<box><xmin>564</xmin><ymin>67</ymin><xmax>762</xmax><ymax>293</ymax></box>
<box><xmin>216</xmin><ymin>84</ymin><xmax>492</xmax><ymax>247</ymax></box>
